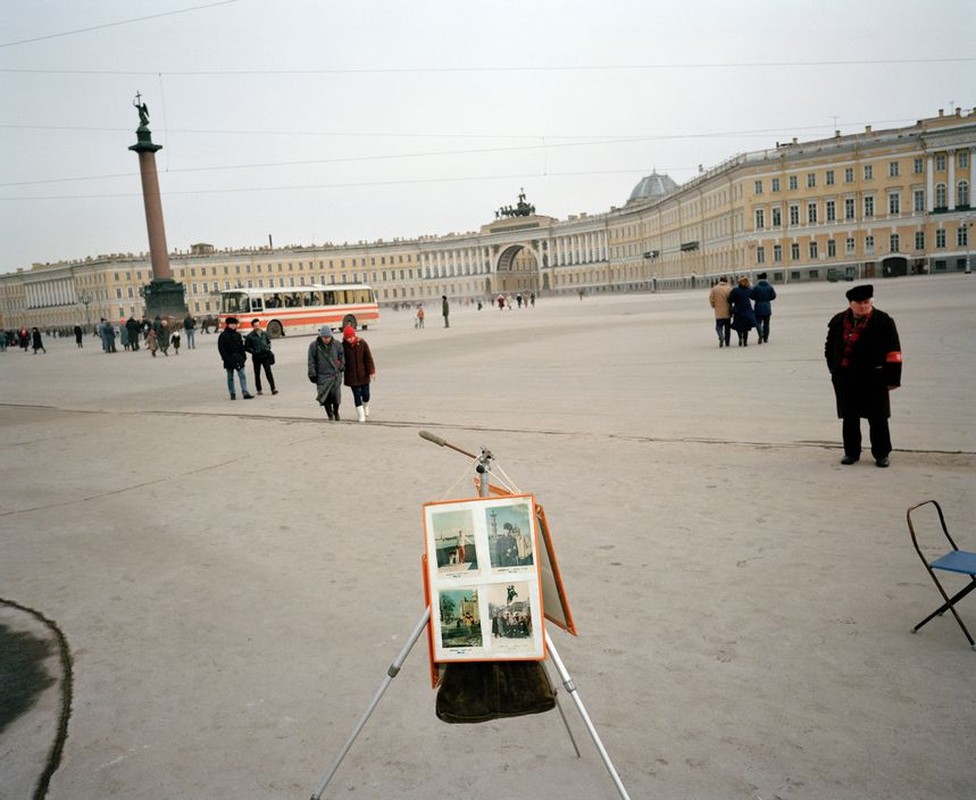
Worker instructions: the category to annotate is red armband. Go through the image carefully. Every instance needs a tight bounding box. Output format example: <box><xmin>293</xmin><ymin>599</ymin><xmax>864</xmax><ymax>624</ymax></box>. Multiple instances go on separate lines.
<box><xmin>885</xmin><ymin>351</ymin><xmax>902</xmax><ymax>363</ymax></box>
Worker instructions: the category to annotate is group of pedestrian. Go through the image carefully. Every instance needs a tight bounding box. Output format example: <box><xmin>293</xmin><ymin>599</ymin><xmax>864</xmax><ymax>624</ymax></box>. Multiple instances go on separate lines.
<box><xmin>306</xmin><ymin>324</ymin><xmax>375</xmax><ymax>422</ymax></box>
<box><xmin>217</xmin><ymin>317</ymin><xmax>261</xmax><ymax>400</ymax></box>
<box><xmin>217</xmin><ymin>317</ymin><xmax>376</xmax><ymax>422</ymax></box>
<box><xmin>496</xmin><ymin>292</ymin><xmax>535</xmax><ymax>310</ymax></box>
<box><xmin>708</xmin><ymin>273</ymin><xmax>778</xmax><ymax>347</ymax></box>
<box><xmin>2</xmin><ymin>327</ymin><xmax>46</xmax><ymax>353</ymax></box>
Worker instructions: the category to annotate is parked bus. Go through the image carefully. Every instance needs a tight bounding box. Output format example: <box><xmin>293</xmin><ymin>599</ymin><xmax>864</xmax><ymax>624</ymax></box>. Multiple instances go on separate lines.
<box><xmin>217</xmin><ymin>283</ymin><xmax>378</xmax><ymax>338</ymax></box>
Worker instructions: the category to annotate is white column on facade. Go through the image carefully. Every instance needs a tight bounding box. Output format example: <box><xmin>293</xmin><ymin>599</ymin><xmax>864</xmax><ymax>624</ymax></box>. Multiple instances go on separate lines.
<box><xmin>926</xmin><ymin>155</ymin><xmax>935</xmax><ymax>212</ymax></box>
<box><xmin>948</xmin><ymin>149</ymin><xmax>956</xmax><ymax>208</ymax></box>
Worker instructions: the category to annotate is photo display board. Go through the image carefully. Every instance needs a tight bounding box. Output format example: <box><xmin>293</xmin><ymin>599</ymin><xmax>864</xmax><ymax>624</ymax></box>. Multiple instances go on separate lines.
<box><xmin>423</xmin><ymin>494</ymin><xmax>546</xmax><ymax>663</ymax></box>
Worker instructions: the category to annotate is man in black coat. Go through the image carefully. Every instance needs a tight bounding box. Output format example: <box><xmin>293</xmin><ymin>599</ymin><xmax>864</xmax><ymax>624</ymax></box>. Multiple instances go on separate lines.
<box><xmin>125</xmin><ymin>316</ymin><xmax>142</xmax><ymax>351</ymax></box>
<box><xmin>824</xmin><ymin>284</ymin><xmax>902</xmax><ymax>467</ymax></box>
<box><xmin>217</xmin><ymin>317</ymin><xmax>254</xmax><ymax>400</ymax></box>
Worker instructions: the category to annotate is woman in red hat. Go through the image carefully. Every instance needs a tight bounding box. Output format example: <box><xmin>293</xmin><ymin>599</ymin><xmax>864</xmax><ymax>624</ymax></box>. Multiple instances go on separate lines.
<box><xmin>341</xmin><ymin>324</ymin><xmax>375</xmax><ymax>422</ymax></box>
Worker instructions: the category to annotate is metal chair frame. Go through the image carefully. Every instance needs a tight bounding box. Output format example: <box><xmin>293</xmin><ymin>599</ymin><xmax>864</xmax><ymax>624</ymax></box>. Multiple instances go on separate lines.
<box><xmin>907</xmin><ymin>500</ymin><xmax>976</xmax><ymax>650</ymax></box>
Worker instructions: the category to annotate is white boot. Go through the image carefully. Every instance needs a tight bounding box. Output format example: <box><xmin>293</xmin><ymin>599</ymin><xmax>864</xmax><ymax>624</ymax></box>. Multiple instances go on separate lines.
<box><xmin>363</xmin><ymin>402</ymin><xmax>370</xmax><ymax>418</ymax></box>
<box><xmin>356</xmin><ymin>405</ymin><xmax>366</xmax><ymax>423</ymax></box>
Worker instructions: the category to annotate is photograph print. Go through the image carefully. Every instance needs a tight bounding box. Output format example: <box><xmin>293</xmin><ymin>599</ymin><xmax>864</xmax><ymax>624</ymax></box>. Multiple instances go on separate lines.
<box><xmin>486</xmin><ymin>581</ymin><xmax>536</xmax><ymax>654</ymax></box>
<box><xmin>429</xmin><ymin>506</ymin><xmax>479</xmax><ymax>577</ymax></box>
<box><xmin>437</xmin><ymin>587</ymin><xmax>483</xmax><ymax>651</ymax></box>
<box><xmin>486</xmin><ymin>501</ymin><xmax>534</xmax><ymax>570</ymax></box>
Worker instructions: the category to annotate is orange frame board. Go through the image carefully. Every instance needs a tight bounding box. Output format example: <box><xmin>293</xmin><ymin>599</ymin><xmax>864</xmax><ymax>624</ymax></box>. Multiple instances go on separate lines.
<box><xmin>423</xmin><ymin>494</ymin><xmax>546</xmax><ymax>665</ymax></box>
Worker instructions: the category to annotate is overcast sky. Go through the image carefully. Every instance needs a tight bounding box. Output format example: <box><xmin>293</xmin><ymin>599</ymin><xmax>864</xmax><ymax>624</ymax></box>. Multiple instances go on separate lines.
<box><xmin>1</xmin><ymin>0</ymin><xmax>973</xmax><ymax>273</ymax></box>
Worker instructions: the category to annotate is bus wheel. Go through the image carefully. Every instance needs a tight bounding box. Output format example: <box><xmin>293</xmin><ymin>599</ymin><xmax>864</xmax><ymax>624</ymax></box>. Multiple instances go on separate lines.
<box><xmin>342</xmin><ymin>315</ymin><xmax>357</xmax><ymax>331</ymax></box>
<box><xmin>267</xmin><ymin>320</ymin><xmax>284</xmax><ymax>338</ymax></box>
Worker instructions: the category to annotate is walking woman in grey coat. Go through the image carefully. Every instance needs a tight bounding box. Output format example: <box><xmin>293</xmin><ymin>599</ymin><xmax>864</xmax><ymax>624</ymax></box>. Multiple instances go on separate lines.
<box><xmin>308</xmin><ymin>326</ymin><xmax>344</xmax><ymax>420</ymax></box>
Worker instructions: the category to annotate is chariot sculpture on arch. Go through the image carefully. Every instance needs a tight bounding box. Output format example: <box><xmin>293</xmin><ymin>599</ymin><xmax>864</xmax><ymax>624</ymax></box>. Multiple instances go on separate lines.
<box><xmin>496</xmin><ymin>188</ymin><xmax>536</xmax><ymax>219</ymax></box>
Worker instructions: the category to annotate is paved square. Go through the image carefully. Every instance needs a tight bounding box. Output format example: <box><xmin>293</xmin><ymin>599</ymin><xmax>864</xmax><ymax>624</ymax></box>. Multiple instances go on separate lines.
<box><xmin>1</xmin><ymin>274</ymin><xmax>974</xmax><ymax>799</ymax></box>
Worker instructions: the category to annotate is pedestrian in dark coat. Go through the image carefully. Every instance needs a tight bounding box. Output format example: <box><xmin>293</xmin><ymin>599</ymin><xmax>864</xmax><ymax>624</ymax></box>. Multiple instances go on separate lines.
<box><xmin>342</xmin><ymin>324</ymin><xmax>375</xmax><ymax>422</ymax></box>
<box><xmin>442</xmin><ymin>295</ymin><xmax>450</xmax><ymax>328</ymax></box>
<box><xmin>244</xmin><ymin>318</ymin><xmax>277</xmax><ymax>395</ymax></box>
<box><xmin>74</xmin><ymin>325</ymin><xmax>84</xmax><ymax>348</ymax></box>
<box><xmin>824</xmin><ymin>284</ymin><xmax>902</xmax><ymax>467</ymax></box>
<box><xmin>125</xmin><ymin>316</ymin><xmax>142</xmax><ymax>351</ymax></box>
<box><xmin>308</xmin><ymin>326</ymin><xmax>344</xmax><ymax>420</ymax></box>
<box><xmin>30</xmin><ymin>327</ymin><xmax>46</xmax><ymax>354</ymax></box>
<box><xmin>217</xmin><ymin>317</ymin><xmax>254</xmax><ymax>400</ymax></box>
<box><xmin>750</xmin><ymin>272</ymin><xmax>777</xmax><ymax>344</ymax></box>
<box><xmin>728</xmin><ymin>277</ymin><xmax>756</xmax><ymax>346</ymax></box>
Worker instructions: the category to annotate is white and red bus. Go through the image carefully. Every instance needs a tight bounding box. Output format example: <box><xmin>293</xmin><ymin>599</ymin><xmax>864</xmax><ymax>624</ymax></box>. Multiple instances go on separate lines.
<box><xmin>217</xmin><ymin>283</ymin><xmax>378</xmax><ymax>338</ymax></box>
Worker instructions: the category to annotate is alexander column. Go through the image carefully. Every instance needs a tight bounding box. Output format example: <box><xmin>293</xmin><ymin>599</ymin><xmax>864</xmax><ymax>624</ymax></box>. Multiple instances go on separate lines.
<box><xmin>129</xmin><ymin>92</ymin><xmax>187</xmax><ymax>318</ymax></box>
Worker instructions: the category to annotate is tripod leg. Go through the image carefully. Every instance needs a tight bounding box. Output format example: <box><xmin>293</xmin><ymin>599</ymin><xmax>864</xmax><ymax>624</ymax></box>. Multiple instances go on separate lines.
<box><xmin>544</xmin><ymin>662</ymin><xmax>581</xmax><ymax>757</ymax></box>
<box><xmin>309</xmin><ymin>608</ymin><xmax>431</xmax><ymax>800</ymax></box>
<box><xmin>545</xmin><ymin>631</ymin><xmax>632</xmax><ymax>800</ymax></box>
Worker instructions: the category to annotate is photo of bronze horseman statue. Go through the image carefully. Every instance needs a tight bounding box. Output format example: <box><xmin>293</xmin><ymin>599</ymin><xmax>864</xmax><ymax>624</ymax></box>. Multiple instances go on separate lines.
<box><xmin>487</xmin><ymin>582</ymin><xmax>534</xmax><ymax>641</ymax></box>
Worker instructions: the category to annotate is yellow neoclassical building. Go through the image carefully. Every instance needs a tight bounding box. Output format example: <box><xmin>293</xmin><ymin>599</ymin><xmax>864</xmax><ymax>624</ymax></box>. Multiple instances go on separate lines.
<box><xmin>1</xmin><ymin>108</ymin><xmax>973</xmax><ymax>331</ymax></box>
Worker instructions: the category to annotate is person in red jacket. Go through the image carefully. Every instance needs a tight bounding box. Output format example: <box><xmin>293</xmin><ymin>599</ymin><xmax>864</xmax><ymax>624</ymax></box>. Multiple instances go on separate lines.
<box><xmin>342</xmin><ymin>324</ymin><xmax>376</xmax><ymax>423</ymax></box>
<box><xmin>824</xmin><ymin>284</ymin><xmax>902</xmax><ymax>467</ymax></box>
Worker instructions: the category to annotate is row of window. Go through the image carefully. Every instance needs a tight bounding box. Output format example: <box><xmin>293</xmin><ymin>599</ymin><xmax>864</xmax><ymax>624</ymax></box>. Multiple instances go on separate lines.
<box><xmin>755</xmin><ymin>183</ymin><xmax>971</xmax><ymax>229</ymax></box>
<box><xmin>755</xmin><ymin>226</ymin><xmax>970</xmax><ymax>264</ymax></box>
<box><xmin>753</xmin><ymin>152</ymin><xmax>971</xmax><ymax>195</ymax></box>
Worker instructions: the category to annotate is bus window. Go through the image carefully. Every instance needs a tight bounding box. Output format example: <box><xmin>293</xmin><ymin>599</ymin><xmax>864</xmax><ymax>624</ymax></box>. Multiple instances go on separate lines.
<box><xmin>323</xmin><ymin>291</ymin><xmax>336</xmax><ymax>305</ymax></box>
<box><xmin>250</xmin><ymin>297</ymin><xmax>263</xmax><ymax>311</ymax></box>
<box><xmin>301</xmin><ymin>292</ymin><xmax>315</xmax><ymax>307</ymax></box>
<box><xmin>241</xmin><ymin>297</ymin><xmax>251</xmax><ymax>313</ymax></box>
<box><xmin>222</xmin><ymin>293</ymin><xmax>244</xmax><ymax>313</ymax></box>
<box><xmin>308</xmin><ymin>291</ymin><xmax>323</xmax><ymax>306</ymax></box>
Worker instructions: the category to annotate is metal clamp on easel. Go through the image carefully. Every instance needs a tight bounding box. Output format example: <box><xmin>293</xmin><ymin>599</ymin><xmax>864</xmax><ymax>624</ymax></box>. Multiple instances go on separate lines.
<box><xmin>308</xmin><ymin>431</ymin><xmax>631</xmax><ymax>800</ymax></box>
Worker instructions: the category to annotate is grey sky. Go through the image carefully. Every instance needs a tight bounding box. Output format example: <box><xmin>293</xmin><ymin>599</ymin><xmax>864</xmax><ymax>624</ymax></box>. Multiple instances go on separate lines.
<box><xmin>1</xmin><ymin>0</ymin><xmax>973</xmax><ymax>273</ymax></box>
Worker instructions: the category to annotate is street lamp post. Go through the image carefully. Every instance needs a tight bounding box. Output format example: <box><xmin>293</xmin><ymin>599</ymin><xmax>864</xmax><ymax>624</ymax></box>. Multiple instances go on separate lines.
<box><xmin>78</xmin><ymin>290</ymin><xmax>92</xmax><ymax>328</ymax></box>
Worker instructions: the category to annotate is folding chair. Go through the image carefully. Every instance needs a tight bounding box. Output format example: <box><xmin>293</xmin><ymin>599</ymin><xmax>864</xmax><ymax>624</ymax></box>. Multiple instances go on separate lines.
<box><xmin>907</xmin><ymin>500</ymin><xmax>976</xmax><ymax>650</ymax></box>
